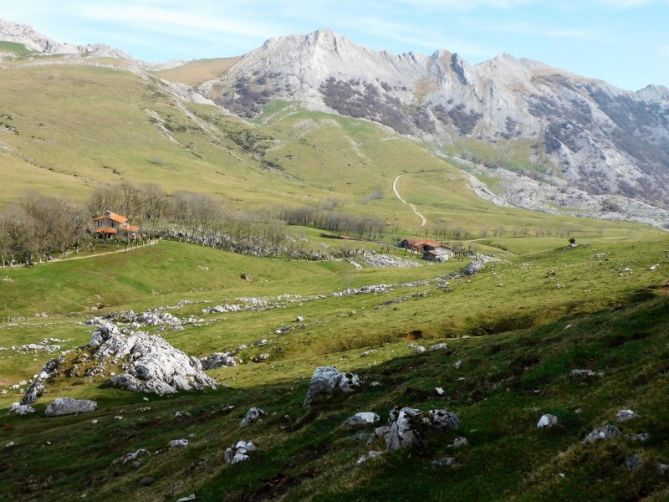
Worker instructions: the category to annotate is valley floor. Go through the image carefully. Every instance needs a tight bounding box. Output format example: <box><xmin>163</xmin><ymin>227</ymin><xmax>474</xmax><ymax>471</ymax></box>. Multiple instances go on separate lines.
<box><xmin>0</xmin><ymin>237</ymin><xmax>668</xmax><ymax>500</ymax></box>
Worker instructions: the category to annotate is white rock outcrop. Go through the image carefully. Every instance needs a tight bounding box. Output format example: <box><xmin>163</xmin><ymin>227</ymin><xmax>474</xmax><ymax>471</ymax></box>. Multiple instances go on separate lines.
<box><xmin>303</xmin><ymin>366</ymin><xmax>361</xmax><ymax>406</ymax></box>
<box><xmin>44</xmin><ymin>397</ymin><xmax>97</xmax><ymax>417</ymax></box>
<box><xmin>91</xmin><ymin>323</ymin><xmax>216</xmax><ymax>395</ymax></box>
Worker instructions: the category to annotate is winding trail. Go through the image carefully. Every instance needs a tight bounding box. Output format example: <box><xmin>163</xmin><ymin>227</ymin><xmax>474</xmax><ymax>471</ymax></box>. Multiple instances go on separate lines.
<box><xmin>392</xmin><ymin>174</ymin><xmax>427</xmax><ymax>227</ymax></box>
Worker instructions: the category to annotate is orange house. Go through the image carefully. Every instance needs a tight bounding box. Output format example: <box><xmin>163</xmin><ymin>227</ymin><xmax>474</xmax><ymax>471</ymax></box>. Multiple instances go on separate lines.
<box><xmin>93</xmin><ymin>211</ymin><xmax>140</xmax><ymax>239</ymax></box>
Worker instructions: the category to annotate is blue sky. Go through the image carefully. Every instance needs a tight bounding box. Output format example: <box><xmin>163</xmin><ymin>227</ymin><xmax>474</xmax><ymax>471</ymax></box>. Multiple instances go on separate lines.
<box><xmin>3</xmin><ymin>0</ymin><xmax>667</xmax><ymax>90</ymax></box>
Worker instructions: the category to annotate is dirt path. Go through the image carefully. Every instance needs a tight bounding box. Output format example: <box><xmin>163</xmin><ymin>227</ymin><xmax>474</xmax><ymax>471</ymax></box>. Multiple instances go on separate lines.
<box><xmin>2</xmin><ymin>240</ymin><xmax>159</xmax><ymax>268</ymax></box>
<box><xmin>392</xmin><ymin>174</ymin><xmax>427</xmax><ymax>227</ymax></box>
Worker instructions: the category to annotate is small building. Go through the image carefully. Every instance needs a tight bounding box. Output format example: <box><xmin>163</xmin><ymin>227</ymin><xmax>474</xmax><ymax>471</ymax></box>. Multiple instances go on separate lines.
<box><xmin>423</xmin><ymin>247</ymin><xmax>455</xmax><ymax>262</ymax></box>
<box><xmin>93</xmin><ymin>211</ymin><xmax>140</xmax><ymax>239</ymax></box>
<box><xmin>399</xmin><ymin>239</ymin><xmax>441</xmax><ymax>253</ymax></box>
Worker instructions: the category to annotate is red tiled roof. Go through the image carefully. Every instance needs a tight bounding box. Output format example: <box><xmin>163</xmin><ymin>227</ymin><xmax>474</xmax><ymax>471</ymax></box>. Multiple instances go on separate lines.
<box><xmin>93</xmin><ymin>212</ymin><xmax>128</xmax><ymax>224</ymax></box>
<box><xmin>121</xmin><ymin>224</ymin><xmax>140</xmax><ymax>232</ymax></box>
<box><xmin>406</xmin><ymin>239</ymin><xmax>440</xmax><ymax>248</ymax></box>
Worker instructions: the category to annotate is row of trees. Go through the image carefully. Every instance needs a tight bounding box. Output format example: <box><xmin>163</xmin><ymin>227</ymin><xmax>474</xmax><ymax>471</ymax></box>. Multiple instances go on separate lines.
<box><xmin>278</xmin><ymin>205</ymin><xmax>385</xmax><ymax>240</ymax></box>
<box><xmin>0</xmin><ymin>194</ymin><xmax>89</xmax><ymax>266</ymax></box>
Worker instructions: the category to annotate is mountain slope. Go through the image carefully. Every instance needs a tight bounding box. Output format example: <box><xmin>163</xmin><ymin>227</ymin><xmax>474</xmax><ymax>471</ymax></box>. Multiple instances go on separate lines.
<box><xmin>193</xmin><ymin>29</ymin><xmax>669</xmax><ymax>225</ymax></box>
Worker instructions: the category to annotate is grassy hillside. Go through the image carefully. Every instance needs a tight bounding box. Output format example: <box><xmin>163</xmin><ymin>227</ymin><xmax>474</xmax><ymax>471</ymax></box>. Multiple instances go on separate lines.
<box><xmin>0</xmin><ymin>237</ymin><xmax>667</xmax><ymax>500</ymax></box>
<box><xmin>153</xmin><ymin>57</ymin><xmax>240</xmax><ymax>87</ymax></box>
<box><xmin>0</xmin><ymin>59</ymin><xmax>664</xmax><ymax>241</ymax></box>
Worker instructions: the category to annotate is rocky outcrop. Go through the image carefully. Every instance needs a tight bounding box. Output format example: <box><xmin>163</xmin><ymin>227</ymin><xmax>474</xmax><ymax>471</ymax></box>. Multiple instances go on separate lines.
<box><xmin>21</xmin><ymin>356</ymin><xmax>63</xmax><ymax>405</ymax></box>
<box><xmin>379</xmin><ymin>407</ymin><xmax>461</xmax><ymax>451</ymax></box>
<box><xmin>108</xmin><ymin>337</ymin><xmax>215</xmax><ymax>395</ymax></box>
<box><xmin>20</xmin><ymin>322</ymin><xmax>216</xmax><ymax>403</ymax></box>
<box><xmin>304</xmin><ymin>366</ymin><xmax>361</xmax><ymax>406</ymax></box>
<box><xmin>44</xmin><ymin>397</ymin><xmax>97</xmax><ymax>417</ymax></box>
<box><xmin>383</xmin><ymin>407</ymin><xmax>425</xmax><ymax>450</ymax></box>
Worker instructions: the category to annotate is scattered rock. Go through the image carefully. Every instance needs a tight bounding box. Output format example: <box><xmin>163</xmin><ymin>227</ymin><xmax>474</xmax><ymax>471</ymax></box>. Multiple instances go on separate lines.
<box><xmin>113</xmin><ymin>448</ymin><xmax>149</xmax><ymax>465</ymax></box>
<box><xmin>168</xmin><ymin>439</ymin><xmax>189</xmax><ymax>448</ymax></box>
<box><xmin>251</xmin><ymin>353</ymin><xmax>270</xmax><ymax>363</ymax></box>
<box><xmin>176</xmin><ymin>494</ymin><xmax>196</xmax><ymax>502</ymax></box>
<box><xmin>432</xmin><ymin>456</ymin><xmax>456</xmax><ymax>469</ymax></box>
<box><xmin>45</xmin><ymin>397</ymin><xmax>97</xmax><ymax>417</ymax></box>
<box><xmin>384</xmin><ymin>407</ymin><xmax>424</xmax><ymax>451</ymax></box>
<box><xmin>224</xmin><ymin>440</ymin><xmax>256</xmax><ymax>464</ymax></box>
<box><xmin>240</xmin><ymin>407</ymin><xmax>265</xmax><ymax>427</ymax></box>
<box><xmin>296</xmin><ymin>315</ymin><xmax>305</xmax><ymax>322</ymax></box>
<box><xmin>537</xmin><ymin>414</ymin><xmax>559</xmax><ymax>429</ymax></box>
<box><xmin>138</xmin><ymin>477</ymin><xmax>155</xmax><ymax>487</ymax></box>
<box><xmin>626</xmin><ymin>432</ymin><xmax>650</xmax><ymax>442</ymax></box>
<box><xmin>448</xmin><ymin>437</ymin><xmax>469</xmax><ymax>449</ymax></box>
<box><xmin>582</xmin><ymin>425</ymin><xmax>620</xmax><ymax>444</ymax></box>
<box><xmin>435</xmin><ymin>387</ymin><xmax>445</xmax><ymax>396</ymax></box>
<box><xmin>342</xmin><ymin>412</ymin><xmax>380</xmax><ymax>431</ymax></box>
<box><xmin>462</xmin><ymin>260</ymin><xmax>485</xmax><ymax>276</ymax></box>
<box><xmin>616</xmin><ymin>409</ymin><xmax>638</xmax><ymax>422</ymax></box>
<box><xmin>430</xmin><ymin>343</ymin><xmax>449</xmax><ymax>351</ymax></box>
<box><xmin>5</xmin><ymin>441</ymin><xmax>16</xmax><ymax>449</ymax></box>
<box><xmin>304</xmin><ymin>366</ymin><xmax>361</xmax><ymax>406</ymax></box>
<box><xmin>356</xmin><ymin>450</ymin><xmax>383</xmax><ymax>464</ymax></box>
<box><xmin>570</xmin><ymin>369</ymin><xmax>604</xmax><ymax>379</ymax></box>
<box><xmin>21</xmin><ymin>356</ymin><xmax>62</xmax><ymax>405</ymax></box>
<box><xmin>427</xmin><ymin>409</ymin><xmax>461</xmax><ymax>432</ymax></box>
<box><xmin>200</xmin><ymin>352</ymin><xmax>238</xmax><ymax>369</ymax></box>
<box><xmin>9</xmin><ymin>402</ymin><xmax>35</xmax><ymax>415</ymax></box>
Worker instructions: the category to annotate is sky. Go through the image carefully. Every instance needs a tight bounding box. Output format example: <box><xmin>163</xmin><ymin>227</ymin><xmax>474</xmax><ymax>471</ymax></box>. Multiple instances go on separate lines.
<box><xmin>2</xmin><ymin>0</ymin><xmax>668</xmax><ymax>90</ymax></box>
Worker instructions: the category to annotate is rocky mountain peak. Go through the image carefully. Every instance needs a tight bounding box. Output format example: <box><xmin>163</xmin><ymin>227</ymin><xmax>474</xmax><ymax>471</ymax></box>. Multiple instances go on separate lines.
<box><xmin>0</xmin><ymin>18</ymin><xmax>129</xmax><ymax>59</ymax></box>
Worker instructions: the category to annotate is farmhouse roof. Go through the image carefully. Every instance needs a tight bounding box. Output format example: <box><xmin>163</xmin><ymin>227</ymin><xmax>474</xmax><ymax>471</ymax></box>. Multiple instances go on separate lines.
<box><xmin>93</xmin><ymin>211</ymin><xmax>128</xmax><ymax>224</ymax></box>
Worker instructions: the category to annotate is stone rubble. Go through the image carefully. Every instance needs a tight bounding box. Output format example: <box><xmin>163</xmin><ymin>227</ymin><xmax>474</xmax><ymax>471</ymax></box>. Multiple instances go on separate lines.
<box><xmin>224</xmin><ymin>440</ymin><xmax>257</xmax><ymax>464</ymax></box>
